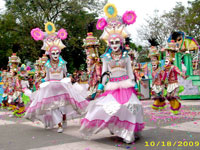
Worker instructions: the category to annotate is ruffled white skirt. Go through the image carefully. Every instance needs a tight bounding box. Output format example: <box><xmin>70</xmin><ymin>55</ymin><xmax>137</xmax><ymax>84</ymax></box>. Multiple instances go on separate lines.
<box><xmin>25</xmin><ymin>80</ymin><xmax>89</xmax><ymax>127</ymax></box>
<box><xmin>152</xmin><ymin>85</ymin><xmax>163</xmax><ymax>94</ymax></box>
<box><xmin>167</xmin><ymin>83</ymin><xmax>179</xmax><ymax>93</ymax></box>
<box><xmin>80</xmin><ymin>79</ymin><xmax>144</xmax><ymax>142</ymax></box>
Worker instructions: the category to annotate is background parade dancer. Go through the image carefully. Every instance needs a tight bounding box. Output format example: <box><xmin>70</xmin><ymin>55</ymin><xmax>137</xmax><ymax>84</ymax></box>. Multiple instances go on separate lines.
<box><xmin>25</xmin><ymin>22</ymin><xmax>88</xmax><ymax>133</ymax></box>
<box><xmin>83</xmin><ymin>23</ymin><xmax>102</xmax><ymax>100</ymax></box>
<box><xmin>80</xmin><ymin>3</ymin><xmax>144</xmax><ymax>143</ymax></box>
<box><xmin>9</xmin><ymin>64</ymin><xmax>31</xmax><ymax>118</ymax></box>
<box><xmin>126</xmin><ymin>38</ymin><xmax>147</xmax><ymax>97</ymax></box>
<box><xmin>163</xmin><ymin>56</ymin><xmax>187</xmax><ymax>115</ymax></box>
<box><xmin>7</xmin><ymin>53</ymin><xmax>21</xmax><ymax>112</ymax></box>
<box><xmin>1</xmin><ymin>70</ymin><xmax>9</xmax><ymax>108</ymax></box>
<box><xmin>163</xmin><ymin>40</ymin><xmax>188</xmax><ymax>115</ymax></box>
<box><xmin>33</xmin><ymin>59</ymin><xmax>43</xmax><ymax>91</ymax></box>
<box><xmin>148</xmin><ymin>38</ymin><xmax>166</xmax><ymax>110</ymax></box>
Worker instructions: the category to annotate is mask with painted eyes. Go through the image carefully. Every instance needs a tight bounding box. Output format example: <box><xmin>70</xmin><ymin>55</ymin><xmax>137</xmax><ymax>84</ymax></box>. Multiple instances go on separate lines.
<box><xmin>41</xmin><ymin>71</ymin><xmax>46</xmax><ymax>77</ymax></box>
<box><xmin>88</xmin><ymin>59</ymin><xmax>95</xmax><ymax>66</ymax></box>
<box><xmin>36</xmin><ymin>71</ymin><xmax>42</xmax><ymax>78</ymax></box>
<box><xmin>50</xmin><ymin>48</ymin><xmax>60</xmax><ymax>61</ymax></box>
<box><xmin>109</xmin><ymin>38</ymin><xmax>121</xmax><ymax>52</ymax></box>
<box><xmin>152</xmin><ymin>62</ymin><xmax>158</xmax><ymax>70</ymax></box>
<box><xmin>35</xmin><ymin>72</ymin><xmax>39</xmax><ymax>77</ymax></box>
<box><xmin>165</xmin><ymin>59</ymin><xmax>171</xmax><ymax>66</ymax></box>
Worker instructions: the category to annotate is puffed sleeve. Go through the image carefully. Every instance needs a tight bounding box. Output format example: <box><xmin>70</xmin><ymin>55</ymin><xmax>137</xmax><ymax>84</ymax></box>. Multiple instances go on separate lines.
<box><xmin>126</xmin><ymin>56</ymin><xmax>135</xmax><ymax>80</ymax></box>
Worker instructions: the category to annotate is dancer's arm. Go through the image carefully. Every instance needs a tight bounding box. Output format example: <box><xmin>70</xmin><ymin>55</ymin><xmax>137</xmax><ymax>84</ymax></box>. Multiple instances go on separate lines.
<box><xmin>174</xmin><ymin>66</ymin><xmax>187</xmax><ymax>79</ymax></box>
<box><xmin>44</xmin><ymin>68</ymin><xmax>50</xmax><ymax>81</ymax></box>
<box><xmin>95</xmin><ymin>63</ymin><xmax>102</xmax><ymax>81</ymax></box>
<box><xmin>100</xmin><ymin>58</ymin><xmax>108</xmax><ymax>86</ymax></box>
<box><xmin>95</xmin><ymin>59</ymin><xmax>108</xmax><ymax>97</ymax></box>
<box><xmin>63</xmin><ymin>65</ymin><xmax>67</xmax><ymax>78</ymax></box>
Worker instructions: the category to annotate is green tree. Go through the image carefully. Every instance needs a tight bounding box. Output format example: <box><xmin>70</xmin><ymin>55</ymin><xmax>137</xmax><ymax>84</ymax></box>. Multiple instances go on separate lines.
<box><xmin>137</xmin><ymin>10</ymin><xmax>171</xmax><ymax>48</ymax></box>
<box><xmin>0</xmin><ymin>0</ymin><xmax>107</xmax><ymax>72</ymax></box>
<box><xmin>184</xmin><ymin>0</ymin><xmax>200</xmax><ymax>43</ymax></box>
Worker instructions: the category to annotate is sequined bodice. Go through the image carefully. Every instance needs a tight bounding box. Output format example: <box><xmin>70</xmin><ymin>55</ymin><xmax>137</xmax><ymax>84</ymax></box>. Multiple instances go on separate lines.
<box><xmin>109</xmin><ymin>59</ymin><xmax>126</xmax><ymax>69</ymax></box>
<box><xmin>49</xmin><ymin>66</ymin><xmax>64</xmax><ymax>80</ymax></box>
<box><xmin>107</xmin><ymin>58</ymin><xmax>127</xmax><ymax>78</ymax></box>
<box><xmin>45</xmin><ymin>57</ymin><xmax>67</xmax><ymax>81</ymax></box>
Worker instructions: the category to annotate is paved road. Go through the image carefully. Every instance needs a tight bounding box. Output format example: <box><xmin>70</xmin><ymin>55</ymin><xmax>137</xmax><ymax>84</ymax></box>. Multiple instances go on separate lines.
<box><xmin>0</xmin><ymin>100</ymin><xmax>200</xmax><ymax>150</ymax></box>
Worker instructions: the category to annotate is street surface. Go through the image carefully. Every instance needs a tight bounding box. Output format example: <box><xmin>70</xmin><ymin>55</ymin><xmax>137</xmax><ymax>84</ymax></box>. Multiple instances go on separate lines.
<box><xmin>0</xmin><ymin>100</ymin><xmax>200</xmax><ymax>150</ymax></box>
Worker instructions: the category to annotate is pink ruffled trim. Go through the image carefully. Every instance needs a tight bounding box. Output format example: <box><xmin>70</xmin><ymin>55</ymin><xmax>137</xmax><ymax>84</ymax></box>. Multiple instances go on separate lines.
<box><xmin>81</xmin><ymin>116</ymin><xmax>144</xmax><ymax>132</ymax></box>
<box><xmin>27</xmin><ymin>93</ymin><xmax>88</xmax><ymax>113</ymax></box>
<box><xmin>48</xmin><ymin>79</ymin><xmax>61</xmax><ymax>81</ymax></box>
<box><xmin>98</xmin><ymin>87</ymin><xmax>137</xmax><ymax>104</ymax></box>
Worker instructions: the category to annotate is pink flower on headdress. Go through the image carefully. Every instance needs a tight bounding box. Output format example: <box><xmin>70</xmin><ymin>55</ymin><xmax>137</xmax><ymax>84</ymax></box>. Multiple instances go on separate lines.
<box><xmin>96</xmin><ymin>18</ymin><xmax>107</xmax><ymax>30</ymax></box>
<box><xmin>31</xmin><ymin>28</ymin><xmax>44</xmax><ymax>41</ymax></box>
<box><xmin>57</xmin><ymin>28</ymin><xmax>68</xmax><ymax>40</ymax></box>
<box><xmin>122</xmin><ymin>11</ymin><xmax>137</xmax><ymax>25</ymax></box>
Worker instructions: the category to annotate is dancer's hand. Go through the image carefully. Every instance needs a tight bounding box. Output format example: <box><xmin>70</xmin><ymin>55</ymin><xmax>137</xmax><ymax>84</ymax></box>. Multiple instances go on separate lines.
<box><xmin>86</xmin><ymin>95</ymin><xmax>93</xmax><ymax>101</ymax></box>
<box><xmin>95</xmin><ymin>90</ymin><xmax>103</xmax><ymax>98</ymax></box>
<box><xmin>183</xmin><ymin>75</ymin><xmax>189</xmax><ymax>79</ymax></box>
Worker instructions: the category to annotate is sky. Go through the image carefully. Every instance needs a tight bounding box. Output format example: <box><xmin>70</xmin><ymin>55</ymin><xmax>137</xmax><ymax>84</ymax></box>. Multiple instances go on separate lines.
<box><xmin>107</xmin><ymin>0</ymin><xmax>190</xmax><ymax>45</ymax></box>
<box><xmin>0</xmin><ymin>0</ymin><xmax>191</xmax><ymax>45</ymax></box>
<box><xmin>0</xmin><ymin>0</ymin><xmax>5</xmax><ymax>13</ymax></box>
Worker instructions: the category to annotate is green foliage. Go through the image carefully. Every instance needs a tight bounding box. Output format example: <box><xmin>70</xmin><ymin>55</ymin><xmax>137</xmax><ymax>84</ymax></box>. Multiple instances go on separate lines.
<box><xmin>0</xmin><ymin>0</ymin><xmax>107</xmax><ymax>72</ymax></box>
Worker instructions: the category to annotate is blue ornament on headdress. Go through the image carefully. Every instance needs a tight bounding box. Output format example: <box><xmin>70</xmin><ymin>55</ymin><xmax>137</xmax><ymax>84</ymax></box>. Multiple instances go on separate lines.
<box><xmin>108</xmin><ymin>6</ymin><xmax>114</xmax><ymax>15</ymax></box>
<box><xmin>48</xmin><ymin>24</ymin><xmax>53</xmax><ymax>31</ymax></box>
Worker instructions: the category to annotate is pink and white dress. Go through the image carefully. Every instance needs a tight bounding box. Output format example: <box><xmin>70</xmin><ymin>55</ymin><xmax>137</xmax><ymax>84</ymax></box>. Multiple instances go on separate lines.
<box><xmin>80</xmin><ymin>51</ymin><xmax>144</xmax><ymax>142</ymax></box>
<box><xmin>25</xmin><ymin>57</ymin><xmax>89</xmax><ymax>127</ymax></box>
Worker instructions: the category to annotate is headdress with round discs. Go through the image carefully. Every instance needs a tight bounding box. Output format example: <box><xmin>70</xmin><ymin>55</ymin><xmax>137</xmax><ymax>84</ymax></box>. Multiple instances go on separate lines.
<box><xmin>31</xmin><ymin>22</ymin><xmax>68</xmax><ymax>55</ymax></box>
<box><xmin>96</xmin><ymin>3</ymin><xmax>137</xmax><ymax>44</ymax></box>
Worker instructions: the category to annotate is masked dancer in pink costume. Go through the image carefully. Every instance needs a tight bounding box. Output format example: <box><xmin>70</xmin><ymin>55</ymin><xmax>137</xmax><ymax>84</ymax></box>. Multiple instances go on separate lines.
<box><xmin>80</xmin><ymin>3</ymin><xmax>144</xmax><ymax>143</ymax></box>
<box><xmin>25</xmin><ymin>22</ymin><xmax>88</xmax><ymax>133</ymax></box>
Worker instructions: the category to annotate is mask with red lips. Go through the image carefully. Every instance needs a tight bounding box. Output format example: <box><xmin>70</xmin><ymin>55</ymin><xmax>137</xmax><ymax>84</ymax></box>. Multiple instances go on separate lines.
<box><xmin>50</xmin><ymin>46</ymin><xmax>60</xmax><ymax>61</ymax></box>
<box><xmin>109</xmin><ymin>35</ymin><xmax>122</xmax><ymax>52</ymax></box>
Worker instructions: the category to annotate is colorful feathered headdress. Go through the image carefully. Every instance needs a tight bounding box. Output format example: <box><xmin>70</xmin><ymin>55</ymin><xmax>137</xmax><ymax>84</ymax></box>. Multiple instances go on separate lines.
<box><xmin>31</xmin><ymin>22</ymin><xmax>68</xmax><ymax>54</ymax></box>
<box><xmin>96</xmin><ymin>3</ymin><xmax>137</xmax><ymax>43</ymax></box>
